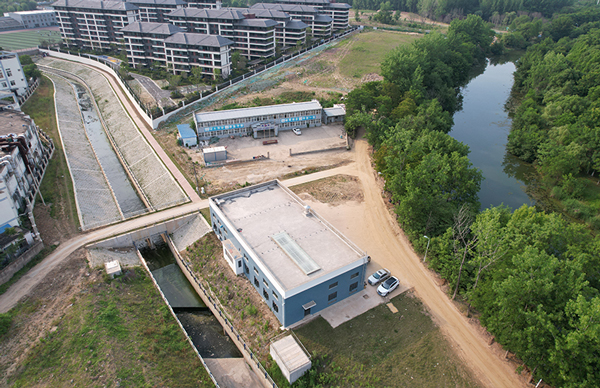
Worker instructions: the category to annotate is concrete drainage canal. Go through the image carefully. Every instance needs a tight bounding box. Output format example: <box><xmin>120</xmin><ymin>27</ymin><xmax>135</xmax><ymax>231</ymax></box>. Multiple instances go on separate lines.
<box><xmin>139</xmin><ymin>243</ymin><xmax>243</xmax><ymax>360</ymax></box>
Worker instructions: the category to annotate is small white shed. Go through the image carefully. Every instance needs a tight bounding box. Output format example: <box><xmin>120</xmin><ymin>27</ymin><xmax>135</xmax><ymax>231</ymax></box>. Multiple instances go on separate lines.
<box><xmin>203</xmin><ymin>146</ymin><xmax>227</xmax><ymax>163</ymax></box>
<box><xmin>104</xmin><ymin>260</ymin><xmax>122</xmax><ymax>278</ymax></box>
<box><xmin>270</xmin><ymin>335</ymin><xmax>312</xmax><ymax>384</ymax></box>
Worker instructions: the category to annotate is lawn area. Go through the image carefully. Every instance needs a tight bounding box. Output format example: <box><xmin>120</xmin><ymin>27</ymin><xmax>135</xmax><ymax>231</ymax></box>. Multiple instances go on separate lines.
<box><xmin>8</xmin><ymin>268</ymin><xmax>213</xmax><ymax>388</ymax></box>
<box><xmin>338</xmin><ymin>30</ymin><xmax>419</xmax><ymax>79</ymax></box>
<box><xmin>22</xmin><ymin>75</ymin><xmax>79</xmax><ymax>232</ymax></box>
<box><xmin>0</xmin><ymin>29</ymin><xmax>61</xmax><ymax>51</ymax></box>
<box><xmin>291</xmin><ymin>292</ymin><xmax>482</xmax><ymax>388</ymax></box>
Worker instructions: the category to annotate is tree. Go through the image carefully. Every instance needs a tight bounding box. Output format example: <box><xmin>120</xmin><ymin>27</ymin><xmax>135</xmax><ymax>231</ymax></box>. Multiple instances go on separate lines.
<box><xmin>451</xmin><ymin>204</ymin><xmax>477</xmax><ymax>300</ymax></box>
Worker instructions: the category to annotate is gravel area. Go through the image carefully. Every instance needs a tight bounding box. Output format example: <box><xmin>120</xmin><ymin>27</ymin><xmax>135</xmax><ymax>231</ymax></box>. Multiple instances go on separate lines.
<box><xmin>41</xmin><ymin>58</ymin><xmax>187</xmax><ymax>210</ymax></box>
<box><xmin>48</xmin><ymin>73</ymin><xmax>122</xmax><ymax>230</ymax></box>
<box><xmin>86</xmin><ymin>247</ymin><xmax>141</xmax><ymax>268</ymax></box>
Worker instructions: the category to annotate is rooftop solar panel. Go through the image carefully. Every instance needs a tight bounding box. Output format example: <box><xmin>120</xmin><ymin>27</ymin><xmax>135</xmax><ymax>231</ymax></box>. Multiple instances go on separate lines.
<box><xmin>271</xmin><ymin>232</ymin><xmax>320</xmax><ymax>275</ymax></box>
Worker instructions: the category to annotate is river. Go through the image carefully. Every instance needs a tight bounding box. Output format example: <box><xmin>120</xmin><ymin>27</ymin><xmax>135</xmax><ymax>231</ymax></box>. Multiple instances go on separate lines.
<box><xmin>450</xmin><ymin>57</ymin><xmax>536</xmax><ymax>211</ymax></box>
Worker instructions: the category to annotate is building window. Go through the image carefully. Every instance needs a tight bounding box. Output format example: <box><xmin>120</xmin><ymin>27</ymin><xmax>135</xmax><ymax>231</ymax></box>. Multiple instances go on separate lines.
<box><xmin>329</xmin><ymin>281</ymin><xmax>338</xmax><ymax>289</ymax></box>
<box><xmin>6</xmin><ymin>69</ymin><xmax>12</xmax><ymax>77</ymax></box>
<box><xmin>254</xmin><ymin>276</ymin><xmax>259</xmax><ymax>287</ymax></box>
<box><xmin>237</xmin><ymin>261</ymin><xmax>241</xmax><ymax>268</ymax></box>
<box><xmin>349</xmin><ymin>282</ymin><xmax>358</xmax><ymax>293</ymax></box>
<box><xmin>350</xmin><ymin>272</ymin><xmax>359</xmax><ymax>279</ymax></box>
<box><xmin>245</xmin><ymin>264</ymin><xmax>249</xmax><ymax>274</ymax></box>
<box><xmin>272</xmin><ymin>291</ymin><xmax>279</xmax><ymax>301</ymax></box>
<box><xmin>328</xmin><ymin>292</ymin><xmax>337</xmax><ymax>302</ymax></box>
<box><xmin>263</xmin><ymin>288</ymin><xmax>269</xmax><ymax>300</ymax></box>
<box><xmin>272</xmin><ymin>301</ymin><xmax>279</xmax><ymax>312</ymax></box>
<box><xmin>10</xmin><ymin>81</ymin><xmax>15</xmax><ymax>86</ymax></box>
<box><xmin>263</xmin><ymin>279</ymin><xmax>269</xmax><ymax>289</ymax></box>
<box><xmin>254</xmin><ymin>267</ymin><xmax>259</xmax><ymax>276</ymax></box>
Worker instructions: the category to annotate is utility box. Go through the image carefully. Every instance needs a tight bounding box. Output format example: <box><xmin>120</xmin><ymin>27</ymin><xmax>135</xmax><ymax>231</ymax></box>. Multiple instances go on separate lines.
<box><xmin>104</xmin><ymin>260</ymin><xmax>122</xmax><ymax>278</ymax></box>
<box><xmin>270</xmin><ymin>335</ymin><xmax>312</xmax><ymax>384</ymax></box>
<box><xmin>203</xmin><ymin>146</ymin><xmax>227</xmax><ymax>163</ymax></box>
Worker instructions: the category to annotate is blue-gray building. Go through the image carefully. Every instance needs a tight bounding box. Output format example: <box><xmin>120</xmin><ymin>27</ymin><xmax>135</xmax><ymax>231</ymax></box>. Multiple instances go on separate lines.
<box><xmin>177</xmin><ymin>124</ymin><xmax>197</xmax><ymax>147</ymax></box>
<box><xmin>209</xmin><ymin>180</ymin><xmax>368</xmax><ymax>327</ymax></box>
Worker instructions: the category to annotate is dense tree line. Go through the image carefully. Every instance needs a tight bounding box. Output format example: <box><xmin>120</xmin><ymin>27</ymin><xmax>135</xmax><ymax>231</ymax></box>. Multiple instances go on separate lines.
<box><xmin>345</xmin><ymin>15</ymin><xmax>493</xmax><ymax>240</ymax></box>
<box><xmin>499</xmin><ymin>7</ymin><xmax>600</xmax><ymax>49</ymax></box>
<box><xmin>345</xmin><ymin>11</ymin><xmax>600</xmax><ymax>386</ymax></box>
<box><xmin>0</xmin><ymin>0</ymin><xmax>37</xmax><ymax>15</ymax></box>
<box><xmin>427</xmin><ymin>204</ymin><xmax>600</xmax><ymax>387</ymax></box>
<box><xmin>352</xmin><ymin>0</ymin><xmax>573</xmax><ymax>20</ymax></box>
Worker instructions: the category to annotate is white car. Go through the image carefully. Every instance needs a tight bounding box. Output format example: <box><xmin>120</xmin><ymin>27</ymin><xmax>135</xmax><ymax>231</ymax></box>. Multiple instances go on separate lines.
<box><xmin>367</xmin><ymin>268</ymin><xmax>390</xmax><ymax>286</ymax></box>
<box><xmin>377</xmin><ymin>276</ymin><xmax>399</xmax><ymax>297</ymax></box>
<box><xmin>292</xmin><ymin>128</ymin><xmax>302</xmax><ymax>135</ymax></box>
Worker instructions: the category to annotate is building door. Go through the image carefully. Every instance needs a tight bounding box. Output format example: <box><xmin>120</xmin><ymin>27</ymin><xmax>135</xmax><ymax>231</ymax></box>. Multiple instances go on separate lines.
<box><xmin>304</xmin><ymin>308</ymin><xmax>311</xmax><ymax>317</ymax></box>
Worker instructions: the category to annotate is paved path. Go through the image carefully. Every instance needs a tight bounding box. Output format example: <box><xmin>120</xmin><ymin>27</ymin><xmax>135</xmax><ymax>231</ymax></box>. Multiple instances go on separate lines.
<box><xmin>130</xmin><ymin>73</ymin><xmax>175</xmax><ymax>107</ymax></box>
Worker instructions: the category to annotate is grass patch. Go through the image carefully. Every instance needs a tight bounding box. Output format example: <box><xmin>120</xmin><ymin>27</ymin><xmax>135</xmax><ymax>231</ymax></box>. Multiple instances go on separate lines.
<box><xmin>0</xmin><ymin>245</ymin><xmax>57</xmax><ymax>296</ymax></box>
<box><xmin>338</xmin><ymin>30</ymin><xmax>419</xmax><ymax>79</ymax></box>
<box><xmin>8</xmin><ymin>268</ymin><xmax>213</xmax><ymax>388</ymax></box>
<box><xmin>0</xmin><ymin>30</ymin><xmax>61</xmax><ymax>51</ymax></box>
<box><xmin>21</xmin><ymin>76</ymin><xmax>79</xmax><ymax>229</ymax></box>
<box><xmin>199</xmin><ymin>208</ymin><xmax>211</xmax><ymax>224</ymax></box>
<box><xmin>291</xmin><ymin>293</ymin><xmax>481</xmax><ymax>388</ymax></box>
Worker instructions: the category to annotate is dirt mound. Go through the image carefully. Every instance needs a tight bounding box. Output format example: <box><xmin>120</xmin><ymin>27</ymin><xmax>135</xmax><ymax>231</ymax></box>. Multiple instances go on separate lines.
<box><xmin>291</xmin><ymin>174</ymin><xmax>363</xmax><ymax>206</ymax></box>
<box><xmin>362</xmin><ymin>73</ymin><xmax>384</xmax><ymax>83</ymax></box>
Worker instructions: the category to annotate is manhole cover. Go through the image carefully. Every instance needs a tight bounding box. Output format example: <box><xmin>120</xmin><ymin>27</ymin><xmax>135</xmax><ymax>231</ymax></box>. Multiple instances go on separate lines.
<box><xmin>363</xmin><ymin>295</ymin><xmax>369</xmax><ymax>299</ymax></box>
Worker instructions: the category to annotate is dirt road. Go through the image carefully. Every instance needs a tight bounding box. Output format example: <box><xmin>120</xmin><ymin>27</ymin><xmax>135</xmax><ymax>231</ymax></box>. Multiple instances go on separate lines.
<box><xmin>349</xmin><ymin>139</ymin><xmax>524</xmax><ymax>388</ymax></box>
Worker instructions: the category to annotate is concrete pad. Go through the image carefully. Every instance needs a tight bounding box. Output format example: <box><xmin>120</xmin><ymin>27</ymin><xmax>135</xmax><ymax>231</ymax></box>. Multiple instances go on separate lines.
<box><xmin>203</xmin><ymin>358</ymin><xmax>264</xmax><ymax>388</ymax></box>
<box><xmin>387</xmin><ymin>302</ymin><xmax>398</xmax><ymax>313</ymax></box>
<box><xmin>171</xmin><ymin>213</ymin><xmax>212</xmax><ymax>252</ymax></box>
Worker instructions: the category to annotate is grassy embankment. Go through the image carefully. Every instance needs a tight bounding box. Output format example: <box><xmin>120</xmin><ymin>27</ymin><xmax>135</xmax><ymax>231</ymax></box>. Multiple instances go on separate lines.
<box><xmin>6</xmin><ymin>268</ymin><xmax>213</xmax><ymax>387</ymax></box>
<box><xmin>21</xmin><ymin>75</ymin><xmax>79</xmax><ymax>230</ymax></box>
<box><xmin>338</xmin><ymin>30</ymin><xmax>418</xmax><ymax>79</ymax></box>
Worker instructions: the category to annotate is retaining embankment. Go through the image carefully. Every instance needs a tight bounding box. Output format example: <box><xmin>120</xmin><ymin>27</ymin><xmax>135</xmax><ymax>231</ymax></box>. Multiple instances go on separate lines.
<box><xmin>164</xmin><ymin>235</ymin><xmax>278</xmax><ymax>388</ymax></box>
<box><xmin>136</xmin><ymin>248</ymin><xmax>221</xmax><ymax>388</ymax></box>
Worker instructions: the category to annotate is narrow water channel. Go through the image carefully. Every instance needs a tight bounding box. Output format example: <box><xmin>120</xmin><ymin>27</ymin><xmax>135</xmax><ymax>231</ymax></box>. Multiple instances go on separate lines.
<box><xmin>140</xmin><ymin>243</ymin><xmax>242</xmax><ymax>359</ymax></box>
<box><xmin>73</xmin><ymin>83</ymin><xmax>146</xmax><ymax>218</ymax></box>
<box><xmin>450</xmin><ymin>57</ymin><xmax>536</xmax><ymax>210</ymax></box>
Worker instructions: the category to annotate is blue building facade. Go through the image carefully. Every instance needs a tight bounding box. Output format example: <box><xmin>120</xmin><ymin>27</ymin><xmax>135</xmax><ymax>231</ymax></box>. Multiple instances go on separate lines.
<box><xmin>209</xmin><ymin>180</ymin><xmax>367</xmax><ymax>327</ymax></box>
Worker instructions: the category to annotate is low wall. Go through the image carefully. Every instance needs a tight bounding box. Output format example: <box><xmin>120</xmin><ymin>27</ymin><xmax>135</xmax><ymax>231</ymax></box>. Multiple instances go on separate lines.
<box><xmin>0</xmin><ymin>241</ymin><xmax>44</xmax><ymax>286</ymax></box>
<box><xmin>290</xmin><ymin>145</ymin><xmax>348</xmax><ymax>157</ymax></box>
<box><xmin>167</xmin><ymin>235</ymin><xmax>277</xmax><ymax>388</ymax></box>
<box><xmin>87</xmin><ymin>212</ymin><xmax>199</xmax><ymax>249</ymax></box>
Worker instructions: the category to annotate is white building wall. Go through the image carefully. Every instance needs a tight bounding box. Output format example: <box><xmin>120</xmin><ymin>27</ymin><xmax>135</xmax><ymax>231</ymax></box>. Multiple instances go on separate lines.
<box><xmin>0</xmin><ymin>53</ymin><xmax>28</xmax><ymax>96</ymax></box>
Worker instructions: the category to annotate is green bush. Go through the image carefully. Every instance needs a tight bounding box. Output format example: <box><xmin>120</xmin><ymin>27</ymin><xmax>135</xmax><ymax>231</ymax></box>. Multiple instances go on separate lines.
<box><xmin>0</xmin><ymin>312</ymin><xmax>12</xmax><ymax>339</ymax></box>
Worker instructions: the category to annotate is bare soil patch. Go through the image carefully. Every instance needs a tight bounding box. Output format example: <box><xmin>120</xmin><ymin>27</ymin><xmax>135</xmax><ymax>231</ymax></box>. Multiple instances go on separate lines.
<box><xmin>0</xmin><ymin>249</ymin><xmax>89</xmax><ymax>386</ymax></box>
<box><xmin>290</xmin><ymin>174</ymin><xmax>363</xmax><ymax>205</ymax></box>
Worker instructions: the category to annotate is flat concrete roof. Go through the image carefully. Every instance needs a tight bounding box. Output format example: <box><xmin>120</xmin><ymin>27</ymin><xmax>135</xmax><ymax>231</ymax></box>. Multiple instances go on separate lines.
<box><xmin>211</xmin><ymin>180</ymin><xmax>365</xmax><ymax>293</ymax></box>
<box><xmin>270</xmin><ymin>335</ymin><xmax>310</xmax><ymax>373</ymax></box>
<box><xmin>0</xmin><ymin>110</ymin><xmax>30</xmax><ymax>137</ymax></box>
<box><xmin>195</xmin><ymin>100</ymin><xmax>322</xmax><ymax>124</ymax></box>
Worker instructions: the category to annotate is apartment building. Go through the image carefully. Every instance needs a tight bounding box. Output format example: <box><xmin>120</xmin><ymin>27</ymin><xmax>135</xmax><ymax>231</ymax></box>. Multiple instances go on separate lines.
<box><xmin>166</xmin><ymin>8</ymin><xmax>277</xmax><ymax>61</ymax></box>
<box><xmin>275</xmin><ymin>0</ymin><xmax>350</xmax><ymax>31</ymax></box>
<box><xmin>0</xmin><ymin>108</ymin><xmax>53</xmax><ymax>234</ymax></box>
<box><xmin>230</xmin><ymin>8</ymin><xmax>307</xmax><ymax>47</ymax></box>
<box><xmin>121</xmin><ymin>22</ymin><xmax>233</xmax><ymax>78</ymax></box>
<box><xmin>250</xmin><ymin>3</ymin><xmax>332</xmax><ymax>38</ymax></box>
<box><xmin>124</xmin><ymin>0</ymin><xmax>185</xmax><ymax>23</ymax></box>
<box><xmin>4</xmin><ymin>10</ymin><xmax>57</xmax><ymax>28</ymax></box>
<box><xmin>0</xmin><ymin>51</ymin><xmax>28</xmax><ymax>98</ymax></box>
<box><xmin>53</xmin><ymin>0</ymin><xmax>140</xmax><ymax>50</ymax></box>
<box><xmin>184</xmin><ymin>0</ymin><xmax>222</xmax><ymax>9</ymax></box>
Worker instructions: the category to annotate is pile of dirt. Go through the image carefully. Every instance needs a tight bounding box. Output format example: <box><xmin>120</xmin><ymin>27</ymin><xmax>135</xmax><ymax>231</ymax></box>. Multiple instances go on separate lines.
<box><xmin>362</xmin><ymin>73</ymin><xmax>384</xmax><ymax>83</ymax></box>
<box><xmin>291</xmin><ymin>174</ymin><xmax>363</xmax><ymax>206</ymax></box>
